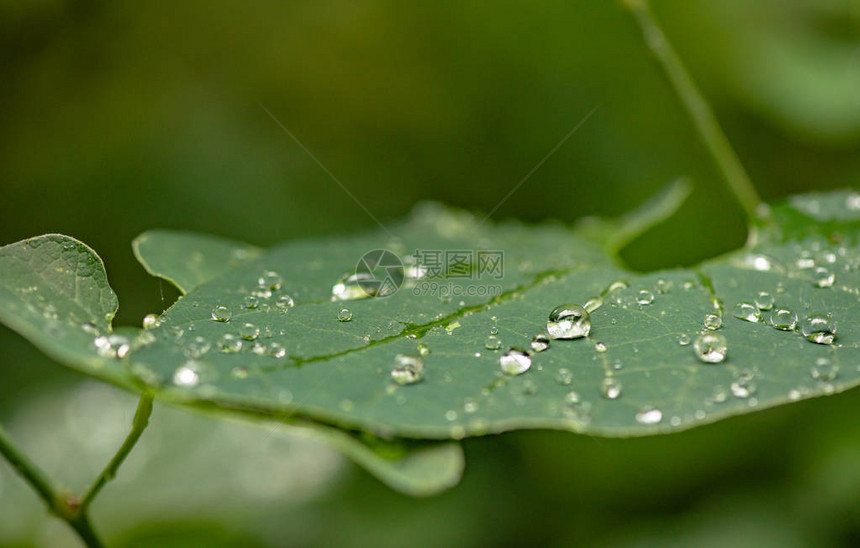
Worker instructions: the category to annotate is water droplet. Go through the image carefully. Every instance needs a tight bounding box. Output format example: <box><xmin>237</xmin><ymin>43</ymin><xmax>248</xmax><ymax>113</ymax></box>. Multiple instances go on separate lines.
<box><xmin>709</xmin><ymin>385</ymin><xmax>728</xmax><ymax>404</ymax></box>
<box><xmin>812</xmin><ymin>266</ymin><xmax>835</xmax><ymax>288</ymax></box>
<box><xmin>800</xmin><ymin>314</ymin><xmax>836</xmax><ymax>344</ymax></box>
<box><xmin>546</xmin><ymin>304</ymin><xmax>591</xmax><ymax>339</ymax></box>
<box><xmin>331</xmin><ymin>272</ymin><xmax>375</xmax><ymax>301</ymax></box>
<box><xmin>276</xmin><ymin>295</ymin><xmax>295</xmax><ymax>310</ymax></box>
<box><xmin>635</xmin><ymin>407</ymin><xmax>662</xmax><ymax>425</ymax></box>
<box><xmin>655</xmin><ymin>279</ymin><xmax>672</xmax><ymax>294</ymax></box>
<box><xmin>563</xmin><ymin>391</ymin><xmax>581</xmax><ymax>405</ymax></box>
<box><xmin>463</xmin><ymin>398</ymin><xmax>479</xmax><ymax>413</ymax></box>
<box><xmin>94</xmin><ymin>334</ymin><xmax>131</xmax><ymax>359</ymax></box>
<box><xmin>239</xmin><ymin>322</ymin><xmax>260</xmax><ymax>340</ymax></box>
<box><xmin>219</xmin><ymin>333</ymin><xmax>243</xmax><ymax>353</ymax></box>
<box><xmin>530</xmin><ymin>333</ymin><xmax>550</xmax><ymax>353</ymax></box>
<box><xmin>244</xmin><ymin>295</ymin><xmax>260</xmax><ymax>309</ymax></box>
<box><xmin>754</xmin><ymin>292</ymin><xmax>774</xmax><ymax>311</ymax></box>
<box><xmin>703</xmin><ymin>313</ymin><xmax>722</xmax><ymax>330</ymax></box>
<box><xmin>556</xmin><ymin>368</ymin><xmax>573</xmax><ymax>385</ymax></box>
<box><xmin>584</xmin><ymin>296</ymin><xmax>603</xmax><ymax>313</ymax></box>
<box><xmin>811</xmin><ymin>357</ymin><xmax>838</xmax><ymax>381</ymax></box>
<box><xmin>637</xmin><ymin>289</ymin><xmax>654</xmax><ymax>305</ymax></box>
<box><xmin>595</xmin><ymin>341</ymin><xmax>607</xmax><ymax>353</ymax></box>
<box><xmin>268</xmin><ymin>342</ymin><xmax>287</xmax><ymax>358</ymax></box>
<box><xmin>678</xmin><ymin>334</ymin><xmax>691</xmax><ymax>346</ymax></box>
<box><xmin>730</xmin><ymin>376</ymin><xmax>757</xmax><ymax>399</ymax></box>
<box><xmin>770</xmin><ymin>308</ymin><xmax>797</xmax><ymax>331</ymax></box>
<box><xmin>337</xmin><ymin>308</ymin><xmax>353</xmax><ymax>322</ymax></box>
<box><xmin>258</xmin><ymin>271</ymin><xmax>282</xmax><ymax>290</ymax></box>
<box><xmin>211</xmin><ymin>305</ymin><xmax>232</xmax><ymax>322</ymax></box>
<box><xmin>417</xmin><ymin>343</ymin><xmax>431</xmax><ymax>356</ymax></box>
<box><xmin>391</xmin><ymin>354</ymin><xmax>424</xmax><ymax>385</ymax></box>
<box><xmin>601</xmin><ymin>377</ymin><xmax>622</xmax><ymax>399</ymax></box>
<box><xmin>172</xmin><ymin>365</ymin><xmax>200</xmax><ymax>387</ymax></box>
<box><xmin>484</xmin><ymin>335</ymin><xmax>501</xmax><ymax>350</ymax></box>
<box><xmin>499</xmin><ymin>349</ymin><xmax>531</xmax><ymax>375</ymax></box>
<box><xmin>693</xmin><ymin>332</ymin><xmax>728</xmax><ymax>363</ymax></box>
<box><xmin>732</xmin><ymin>302</ymin><xmax>760</xmax><ymax>323</ymax></box>
<box><xmin>186</xmin><ymin>336</ymin><xmax>211</xmax><ymax>359</ymax></box>
<box><xmin>142</xmin><ymin>314</ymin><xmax>158</xmax><ymax>330</ymax></box>
<box><xmin>231</xmin><ymin>367</ymin><xmax>249</xmax><ymax>379</ymax></box>
<box><xmin>489</xmin><ymin>326</ymin><xmax>500</xmax><ymax>335</ymax></box>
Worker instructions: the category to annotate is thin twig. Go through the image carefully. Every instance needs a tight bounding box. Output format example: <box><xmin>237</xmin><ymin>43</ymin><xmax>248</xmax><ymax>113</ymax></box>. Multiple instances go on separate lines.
<box><xmin>624</xmin><ymin>0</ymin><xmax>762</xmax><ymax>219</ymax></box>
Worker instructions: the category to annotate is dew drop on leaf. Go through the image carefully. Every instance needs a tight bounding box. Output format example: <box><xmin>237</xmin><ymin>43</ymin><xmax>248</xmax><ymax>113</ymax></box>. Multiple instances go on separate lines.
<box><xmin>499</xmin><ymin>348</ymin><xmax>531</xmax><ymax>376</ymax></box>
<box><xmin>530</xmin><ymin>333</ymin><xmax>550</xmax><ymax>353</ymax></box>
<box><xmin>637</xmin><ymin>290</ymin><xmax>654</xmax><ymax>305</ymax></box>
<box><xmin>703</xmin><ymin>313</ymin><xmax>722</xmax><ymax>330</ymax></box>
<box><xmin>732</xmin><ymin>302</ymin><xmax>760</xmax><ymax>323</ymax></box>
<box><xmin>800</xmin><ymin>314</ymin><xmax>836</xmax><ymax>345</ymax></box>
<box><xmin>635</xmin><ymin>406</ymin><xmax>662</xmax><ymax>425</ymax></box>
<box><xmin>811</xmin><ymin>357</ymin><xmax>838</xmax><ymax>381</ymax></box>
<box><xmin>601</xmin><ymin>377</ymin><xmax>622</xmax><ymax>399</ymax></box>
<box><xmin>484</xmin><ymin>335</ymin><xmax>501</xmax><ymax>350</ymax></box>
<box><xmin>771</xmin><ymin>308</ymin><xmax>798</xmax><ymax>331</ymax></box>
<box><xmin>678</xmin><ymin>334</ymin><xmax>691</xmax><ymax>346</ymax></box>
<box><xmin>211</xmin><ymin>305</ymin><xmax>232</xmax><ymax>322</ymax></box>
<box><xmin>337</xmin><ymin>308</ymin><xmax>353</xmax><ymax>322</ymax></box>
<box><xmin>391</xmin><ymin>354</ymin><xmax>424</xmax><ymax>385</ymax></box>
<box><xmin>754</xmin><ymin>291</ymin><xmax>774</xmax><ymax>311</ymax></box>
<box><xmin>693</xmin><ymin>332</ymin><xmax>727</xmax><ymax>364</ymax></box>
<box><xmin>219</xmin><ymin>333</ymin><xmax>243</xmax><ymax>353</ymax></box>
<box><xmin>239</xmin><ymin>322</ymin><xmax>260</xmax><ymax>340</ymax></box>
<box><xmin>276</xmin><ymin>295</ymin><xmax>295</xmax><ymax>310</ymax></box>
<box><xmin>258</xmin><ymin>270</ymin><xmax>283</xmax><ymax>290</ymax></box>
<box><xmin>142</xmin><ymin>313</ymin><xmax>159</xmax><ymax>330</ymax></box>
<box><xmin>812</xmin><ymin>266</ymin><xmax>835</xmax><ymax>288</ymax></box>
<box><xmin>547</xmin><ymin>304</ymin><xmax>590</xmax><ymax>339</ymax></box>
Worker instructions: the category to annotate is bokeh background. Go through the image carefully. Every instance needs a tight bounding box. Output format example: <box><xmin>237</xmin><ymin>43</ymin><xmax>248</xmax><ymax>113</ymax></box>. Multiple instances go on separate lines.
<box><xmin>2</xmin><ymin>0</ymin><xmax>859</xmax><ymax>545</ymax></box>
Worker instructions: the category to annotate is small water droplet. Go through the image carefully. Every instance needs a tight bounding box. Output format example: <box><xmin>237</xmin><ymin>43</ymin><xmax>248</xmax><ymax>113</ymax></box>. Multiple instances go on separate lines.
<box><xmin>186</xmin><ymin>336</ymin><xmax>211</xmax><ymax>358</ymax></box>
<box><xmin>678</xmin><ymin>334</ymin><xmax>691</xmax><ymax>346</ymax></box>
<box><xmin>337</xmin><ymin>308</ymin><xmax>353</xmax><ymax>322</ymax></box>
<box><xmin>754</xmin><ymin>292</ymin><xmax>774</xmax><ymax>311</ymax></box>
<box><xmin>489</xmin><ymin>326</ymin><xmax>500</xmax><ymax>335</ymax></box>
<box><xmin>244</xmin><ymin>295</ymin><xmax>260</xmax><ymax>309</ymax></box>
<box><xmin>276</xmin><ymin>295</ymin><xmax>295</xmax><ymax>310</ymax></box>
<box><xmin>693</xmin><ymin>332</ymin><xmax>727</xmax><ymax>363</ymax></box>
<box><xmin>547</xmin><ymin>304</ymin><xmax>591</xmax><ymax>339</ymax></box>
<box><xmin>563</xmin><ymin>390</ymin><xmax>581</xmax><ymax>405</ymax></box>
<box><xmin>703</xmin><ymin>313</ymin><xmax>722</xmax><ymax>330</ymax></box>
<box><xmin>258</xmin><ymin>271</ymin><xmax>283</xmax><ymax>290</ymax></box>
<box><xmin>811</xmin><ymin>357</ymin><xmax>838</xmax><ymax>381</ymax></box>
<box><xmin>601</xmin><ymin>377</ymin><xmax>622</xmax><ymax>399</ymax></box>
<box><xmin>231</xmin><ymin>367</ymin><xmax>249</xmax><ymax>379</ymax></box>
<box><xmin>812</xmin><ymin>266</ymin><xmax>835</xmax><ymax>288</ymax></box>
<box><xmin>595</xmin><ymin>341</ymin><xmax>607</xmax><ymax>353</ymax></box>
<box><xmin>142</xmin><ymin>314</ymin><xmax>158</xmax><ymax>330</ymax></box>
<box><xmin>635</xmin><ymin>406</ymin><xmax>662</xmax><ymax>425</ymax></box>
<box><xmin>732</xmin><ymin>302</ymin><xmax>760</xmax><ymax>323</ymax></box>
<box><xmin>499</xmin><ymin>348</ymin><xmax>531</xmax><ymax>375</ymax></box>
<box><xmin>637</xmin><ymin>289</ymin><xmax>654</xmax><ymax>305</ymax></box>
<box><xmin>709</xmin><ymin>385</ymin><xmax>728</xmax><ymax>404</ymax></box>
<box><xmin>655</xmin><ymin>279</ymin><xmax>672</xmax><ymax>294</ymax></box>
<box><xmin>800</xmin><ymin>314</ymin><xmax>836</xmax><ymax>344</ymax></box>
<box><xmin>268</xmin><ymin>342</ymin><xmax>287</xmax><ymax>358</ymax></box>
<box><xmin>771</xmin><ymin>308</ymin><xmax>797</xmax><ymax>331</ymax></box>
<box><xmin>530</xmin><ymin>333</ymin><xmax>550</xmax><ymax>352</ymax></box>
<box><xmin>584</xmin><ymin>296</ymin><xmax>603</xmax><ymax>313</ymax></box>
<box><xmin>211</xmin><ymin>305</ymin><xmax>232</xmax><ymax>322</ymax></box>
<box><xmin>172</xmin><ymin>365</ymin><xmax>200</xmax><ymax>387</ymax></box>
<box><xmin>417</xmin><ymin>343</ymin><xmax>431</xmax><ymax>356</ymax></box>
<box><xmin>730</xmin><ymin>376</ymin><xmax>757</xmax><ymax>399</ymax></box>
<box><xmin>391</xmin><ymin>354</ymin><xmax>424</xmax><ymax>385</ymax></box>
<box><xmin>556</xmin><ymin>368</ymin><xmax>573</xmax><ymax>385</ymax></box>
<box><xmin>484</xmin><ymin>335</ymin><xmax>501</xmax><ymax>350</ymax></box>
<box><xmin>463</xmin><ymin>398</ymin><xmax>479</xmax><ymax>413</ymax></box>
<box><xmin>239</xmin><ymin>322</ymin><xmax>260</xmax><ymax>340</ymax></box>
<box><xmin>219</xmin><ymin>333</ymin><xmax>243</xmax><ymax>353</ymax></box>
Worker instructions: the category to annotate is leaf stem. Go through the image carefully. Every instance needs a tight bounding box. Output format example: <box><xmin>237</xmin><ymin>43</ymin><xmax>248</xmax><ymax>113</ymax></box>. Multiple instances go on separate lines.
<box><xmin>0</xmin><ymin>393</ymin><xmax>154</xmax><ymax>548</ymax></box>
<box><xmin>623</xmin><ymin>0</ymin><xmax>762</xmax><ymax>220</ymax></box>
<box><xmin>80</xmin><ymin>393</ymin><xmax>154</xmax><ymax>512</ymax></box>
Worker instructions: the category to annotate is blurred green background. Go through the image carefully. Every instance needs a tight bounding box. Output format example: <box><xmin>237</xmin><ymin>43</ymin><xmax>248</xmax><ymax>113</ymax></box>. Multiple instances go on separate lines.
<box><xmin>1</xmin><ymin>0</ymin><xmax>859</xmax><ymax>545</ymax></box>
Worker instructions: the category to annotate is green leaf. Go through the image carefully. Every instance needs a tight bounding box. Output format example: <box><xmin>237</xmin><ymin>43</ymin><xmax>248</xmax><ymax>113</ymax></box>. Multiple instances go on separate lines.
<box><xmin>2</xmin><ymin>190</ymin><xmax>860</xmax><ymax>485</ymax></box>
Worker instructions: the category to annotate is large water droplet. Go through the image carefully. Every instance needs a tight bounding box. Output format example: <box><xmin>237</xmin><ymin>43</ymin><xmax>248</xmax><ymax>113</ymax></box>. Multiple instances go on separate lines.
<box><xmin>547</xmin><ymin>304</ymin><xmax>590</xmax><ymax>339</ymax></box>
<box><xmin>800</xmin><ymin>314</ymin><xmax>836</xmax><ymax>344</ymax></box>
<box><xmin>331</xmin><ymin>272</ymin><xmax>375</xmax><ymax>301</ymax></box>
<box><xmin>732</xmin><ymin>302</ymin><xmax>760</xmax><ymax>323</ymax></box>
<box><xmin>530</xmin><ymin>333</ymin><xmax>550</xmax><ymax>353</ymax></box>
<box><xmin>219</xmin><ymin>333</ymin><xmax>243</xmax><ymax>353</ymax></box>
<box><xmin>601</xmin><ymin>377</ymin><xmax>622</xmax><ymax>399</ymax></box>
<box><xmin>754</xmin><ymin>292</ymin><xmax>774</xmax><ymax>311</ymax></box>
<box><xmin>391</xmin><ymin>354</ymin><xmax>425</xmax><ymax>385</ymax></box>
<box><xmin>142</xmin><ymin>314</ymin><xmax>159</xmax><ymax>330</ymax></box>
<box><xmin>584</xmin><ymin>296</ymin><xmax>603</xmax><ymax>313</ymax></box>
<box><xmin>693</xmin><ymin>332</ymin><xmax>727</xmax><ymax>363</ymax></box>
<box><xmin>637</xmin><ymin>290</ymin><xmax>654</xmax><ymax>305</ymax></box>
<box><xmin>239</xmin><ymin>322</ymin><xmax>260</xmax><ymax>340</ymax></box>
<box><xmin>276</xmin><ymin>295</ymin><xmax>295</xmax><ymax>311</ymax></box>
<box><xmin>812</xmin><ymin>267</ymin><xmax>835</xmax><ymax>288</ymax></box>
<box><xmin>771</xmin><ymin>308</ymin><xmax>797</xmax><ymax>331</ymax></box>
<box><xmin>499</xmin><ymin>349</ymin><xmax>531</xmax><ymax>375</ymax></box>
<box><xmin>635</xmin><ymin>406</ymin><xmax>662</xmax><ymax>425</ymax></box>
<box><xmin>703</xmin><ymin>313</ymin><xmax>722</xmax><ymax>330</ymax></box>
<box><xmin>258</xmin><ymin>271</ymin><xmax>283</xmax><ymax>290</ymax></box>
<box><xmin>211</xmin><ymin>305</ymin><xmax>232</xmax><ymax>322</ymax></box>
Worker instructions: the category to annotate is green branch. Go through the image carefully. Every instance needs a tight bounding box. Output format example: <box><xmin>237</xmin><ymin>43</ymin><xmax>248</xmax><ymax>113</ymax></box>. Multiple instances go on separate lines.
<box><xmin>80</xmin><ymin>393</ymin><xmax>154</xmax><ymax>511</ymax></box>
<box><xmin>0</xmin><ymin>393</ymin><xmax>155</xmax><ymax>548</ymax></box>
<box><xmin>624</xmin><ymin>0</ymin><xmax>762</xmax><ymax>220</ymax></box>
